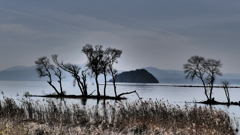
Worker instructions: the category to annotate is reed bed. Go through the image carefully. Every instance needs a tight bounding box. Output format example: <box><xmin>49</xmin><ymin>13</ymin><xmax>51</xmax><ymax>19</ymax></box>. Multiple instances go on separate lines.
<box><xmin>0</xmin><ymin>95</ymin><xmax>238</xmax><ymax>135</ymax></box>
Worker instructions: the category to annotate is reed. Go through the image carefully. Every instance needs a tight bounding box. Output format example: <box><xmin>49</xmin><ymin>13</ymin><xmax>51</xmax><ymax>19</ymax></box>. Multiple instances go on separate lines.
<box><xmin>0</xmin><ymin>95</ymin><xmax>238</xmax><ymax>135</ymax></box>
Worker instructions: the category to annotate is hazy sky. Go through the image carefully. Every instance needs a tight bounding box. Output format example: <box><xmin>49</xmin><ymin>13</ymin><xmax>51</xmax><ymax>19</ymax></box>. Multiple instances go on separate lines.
<box><xmin>1</xmin><ymin>0</ymin><xmax>240</xmax><ymax>73</ymax></box>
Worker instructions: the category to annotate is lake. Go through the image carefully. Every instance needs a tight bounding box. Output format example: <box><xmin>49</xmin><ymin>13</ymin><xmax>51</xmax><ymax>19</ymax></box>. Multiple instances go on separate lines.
<box><xmin>0</xmin><ymin>81</ymin><xmax>240</xmax><ymax>118</ymax></box>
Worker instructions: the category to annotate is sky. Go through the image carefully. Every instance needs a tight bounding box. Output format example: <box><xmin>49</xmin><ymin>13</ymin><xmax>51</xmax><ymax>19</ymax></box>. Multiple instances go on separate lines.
<box><xmin>1</xmin><ymin>0</ymin><xmax>240</xmax><ymax>73</ymax></box>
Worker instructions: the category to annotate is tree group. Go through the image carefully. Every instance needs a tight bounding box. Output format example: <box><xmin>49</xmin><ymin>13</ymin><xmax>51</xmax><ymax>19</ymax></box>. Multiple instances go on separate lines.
<box><xmin>35</xmin><ymin>44</ymin><xmax>122</xmax><ymax>98</ymax></box>
<box><xmin>183</xmin><ymin>56</ymin><xmax>222</xmax><ymax>101</ymax></box>
<box><xmin>183</xmin><ymin>55</ymin><xmax>234</xmax><ymax>104</ymax></box>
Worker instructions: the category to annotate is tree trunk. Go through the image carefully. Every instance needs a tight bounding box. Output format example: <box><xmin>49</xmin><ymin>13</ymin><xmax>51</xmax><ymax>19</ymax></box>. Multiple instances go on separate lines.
<box><xmin>48</xmin><ymin>81</ymin><xmax>60</xmax><ymax>95</ymax></box>
<box><xmin>209</xmin><ymin>85</ymin><xmax>213</xmax><ymax>101</ymax></box>
<box><xmin>200</xmin><ymin>78</ymin><xmax>210</xmax><ymax>100</ymax></box>
<box><xmin>56</xmin><ymin>68</ymin><xmax>64</xmax><ymax>95</ymax></box>
<box><xmin>95</xmin><ymin>74</ymin><xmax>100</xmax><ymax>97</ymax></box>
<box><xmin>228</xmin><ymin>92</ymin><xmax>230</xmax><ymax>103</ymax></box>
<box><xmin>47</xmin><ymin>71</ymin><xmax>60</xmax><ymax>95</ymax></box>
<box><xmin>224</xmin><ymin>87</ymin><xmax>230</xmax><ymax>104</ymax></box>
<box><xmin>103</xmin><ymin>71</ymin><xmax>107</xmax><ymax>97</ymax></box>
<box><xmin>227</xmin><ymin>93</ymin><xmax>230</xmax><ymax>103</ymax></box>
<box><xmin>222</xmin><ymin>81</ymin><xmax>230</xmax><ymax>104</ymax></box>
<box><xmin>113</xmin><ymin>76</ymin><xmax>117</xmax><ymax>98</ymax></box>
<box><xmin>76</xmin><ymin>77</ymin><xmax>84</xmax><ymax>95</ymax></box>
<box><xmin>58</xmin><ymin>80</ymin><xmax>63</xmax><ymax>95</ymax></box>
<box><xmin>109</xmin><ymin>67</ymin><xmax>117</xmax><ymax>98</ymax></box>
<box><xmin>83</xmin><ymin>82</ymin><xmax>88</xmax><ymax>96</ymax></box>
<box><xmin>209</xmin><ymin>78</ymin><xmax>215</xmax><ymax>101</ymax></box>
<box><xmin>226</xmin><ymin>90</ymin><xmax>230</xmax><ymax>103</ymax></box>
<box><xmin>81</xmin><ymin>73</ymin><xmax>88</xmax><ymax>96</ymax></box>
<box><xmin>79</xmin><ymin>80</ymin><xmax>87</xmax><ymax>96</ymax></box>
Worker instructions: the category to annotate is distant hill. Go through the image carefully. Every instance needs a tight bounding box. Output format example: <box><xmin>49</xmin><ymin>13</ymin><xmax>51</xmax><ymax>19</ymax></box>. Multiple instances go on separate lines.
<box><xmin>1</xmin><ymin>66</ymin><xmax>240</xmax><ymax>84</ymax></box>
<box><xmin>144</xmin><ymin>67</ymin><xmax>240</xmax><ymax>84</ymax></box>
<box><xmin>0</xmin><ymin>65</ymin><xmax>64</xmax><ymax>81</ymax></box>
<box><xmin>109</xmin><ymin>69</ymin><xmax>159</xmax><ymax>83</ymax></box>
<box><xmin>144</xmin><ymin>67</ymin><xmax>184</xmax><ymax>79</ymax></box>
<box><xmin>2</xmin><ymin>66</ymin><xmax>28</xmax><ymax>71</ymax></box>
<box><xmin>143</xmin><ymin>67</ymin><xmax>193</xmax><ymax>84</ymax></box>
<box><xmin>0</xmin><ymin>65</ymin><xmax>112</xmax><ymax>82</ymax></box>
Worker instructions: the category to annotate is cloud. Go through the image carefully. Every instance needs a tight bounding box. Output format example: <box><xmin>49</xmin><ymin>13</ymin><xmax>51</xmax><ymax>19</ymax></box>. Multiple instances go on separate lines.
<box><xmin>1</xmin><ymin>1</ymin><xmax>240</xmax><ymax>73</ymax></box>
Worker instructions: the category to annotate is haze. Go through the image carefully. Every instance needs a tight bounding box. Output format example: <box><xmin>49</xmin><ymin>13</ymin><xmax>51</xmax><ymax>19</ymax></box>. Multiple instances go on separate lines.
<box><xmin>1</xmin><ymin>0</ymin><xmax>240</xmax><ymax>73</ymax></box>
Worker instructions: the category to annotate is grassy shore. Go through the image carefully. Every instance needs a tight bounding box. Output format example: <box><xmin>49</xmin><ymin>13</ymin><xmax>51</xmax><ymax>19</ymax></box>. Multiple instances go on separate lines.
<box><xmin>0</xmin><ymin>95</ymin><xmax>238</xmax><ymax>135</ymax></box>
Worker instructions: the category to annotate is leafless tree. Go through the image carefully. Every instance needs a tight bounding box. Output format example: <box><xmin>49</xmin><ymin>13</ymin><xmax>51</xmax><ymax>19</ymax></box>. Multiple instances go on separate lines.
<box><xmin>183</xmin><ymin>56</ymin><xmax>222</xmax><ymax>101</ymax></box>
<box><xmin>98</xmin><ymin>47</ymin><xmax>123</xmax><ymax>97</ymax></box>
<box><xmin>53</xmin><ymin>67</ymin><xmax>65</xmax><ymax>95</ymax></box>
<box><xmin>222</xmin><ymin>80</ymin><xmax>231</xmax><ymax>104</ymax></box>
<box><xmin>105</xmin><ymin>47</ymin><xmax>122</xmax><ymax>97</ymax></box>
<box><xmin>52</xmin><ymin>54</ymin><xmax>88</xmax><ymax>96</ymax></box>
<box><xmin>203</xmin><ymin>58</ymin><xmax>222</xmax><ymax>100</ymax></box>
<box><xmin>100</xmin><ymin>52</ymin><xmax>109</xmax><ymax>97</ymax></box>
<box><xmin>82</xmin><ymin>44</ymin><xmax>104</xmax><ymax>97</ymax></box>
<box><xmin>109</xmin><ymin>69</ymin><xmax>119</xmax><ymax>97</ymax></box>
<box><xmin>35</xmin><ymin>56</ymin><xmax>64</xmax><ymax>95</ymax></box>
<box><xmin>82</xmin><ymin>44</ymin><xmax>123</xmax><ymax>98</ymax></box>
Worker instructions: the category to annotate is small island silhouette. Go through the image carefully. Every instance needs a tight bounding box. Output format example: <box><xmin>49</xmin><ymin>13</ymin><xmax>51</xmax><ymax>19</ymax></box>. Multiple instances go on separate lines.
<box><xmin>109</xmin><ymin>69</ymin><xmax>159</xmax><ymax>83</ymax></box>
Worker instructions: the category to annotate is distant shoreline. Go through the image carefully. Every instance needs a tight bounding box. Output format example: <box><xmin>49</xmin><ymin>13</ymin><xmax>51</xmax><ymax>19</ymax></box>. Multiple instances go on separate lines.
<box><xmin>100</xmin><ymin>83</ymin><xmax>240</xmax><ymax>88</ymax></box>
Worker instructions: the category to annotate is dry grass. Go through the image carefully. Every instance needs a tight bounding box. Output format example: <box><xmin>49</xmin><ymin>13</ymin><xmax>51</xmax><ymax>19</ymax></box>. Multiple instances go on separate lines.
<box><xmin>0</xmin><ymin>95</ymin><xmax>238</xmax><ymax>135</ymax></box>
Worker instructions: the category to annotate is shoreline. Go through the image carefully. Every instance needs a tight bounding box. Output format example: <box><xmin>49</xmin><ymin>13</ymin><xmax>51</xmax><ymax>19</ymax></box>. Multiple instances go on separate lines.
<box><xmin>100</xmin><ymin>83</ymin><xmax>240</xmax><ymax>88</ymax></box>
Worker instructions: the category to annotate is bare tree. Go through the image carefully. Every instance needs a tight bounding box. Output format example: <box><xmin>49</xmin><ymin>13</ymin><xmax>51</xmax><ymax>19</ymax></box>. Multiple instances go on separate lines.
<box><xmin>53</xmin><ymin>67</ymin><xmax>65</xmax><ymax>95</ymax></box>
<box><xmin>52</xmin><ymin>54</ymin><xmax>88</xmax><ymax>96</ymax></box>
<box><xmin>98</xmin><ymin>47</ymin><xmax>122</xmax><ymax>97</ymax></box>
<box><xmin>105</xmin><ymin>47</ymin><xmax>122</xmax><ymax>97</ymax></box>
<box><xmin>183</xmin><ymin>56</ymin><xmax>208</xmax><ymax>99</ymax></box>
<box><xmin>109</xmin><ymin>68</ymin><xmax>118</xmax><ymax>97</ymax></box>
<box><xmin>81</xmin><ymin>70</ymin><xmax>88</xmax><ymax>95</ymax></box>
<box><xmin>82</xmin><ymin>44</ymin><xmax>123</xmax><ymax>98</ymax></box>
<box><xmin>183</xmin><ymin>56</ymin><xmax>222</xmax><ymax>101</ymax></box>
<box><xmin>203</xmin><ymin>59</ymin><xmax>222</xmax><ymax>100</ymax></box>
<box><xmin>35</xmin><ymin>56</ymin><xmax>64</xmax><ymax>95</ymax></box>
<box><xmin>100</xmin><ymin>52</ymin><xmax>109</xmax><ymax>97</ymax></box>
<box><xmin>82</xmin><ymin>44</ymin><xmax>104</xmax><ymax>97</ymax></box>
<box><xmin>222</xmin><ymin>80</ymin><xmax>231</xmax><ymax>104</ymax></box>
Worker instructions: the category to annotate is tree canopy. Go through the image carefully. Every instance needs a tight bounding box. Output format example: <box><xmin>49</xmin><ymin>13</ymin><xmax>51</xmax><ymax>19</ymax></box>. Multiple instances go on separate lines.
<box><xmin>183</xmin><ymin>56</ymin><xmax>222</xmax><ymax>101</ymax></box>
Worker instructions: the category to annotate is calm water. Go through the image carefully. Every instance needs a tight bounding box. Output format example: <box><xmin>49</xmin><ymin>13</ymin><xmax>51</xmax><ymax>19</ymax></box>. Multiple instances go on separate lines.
<box><xmin>0</xmin><ymin>81</ymin><xmax>240</xmax><ymax>118</ymax></box>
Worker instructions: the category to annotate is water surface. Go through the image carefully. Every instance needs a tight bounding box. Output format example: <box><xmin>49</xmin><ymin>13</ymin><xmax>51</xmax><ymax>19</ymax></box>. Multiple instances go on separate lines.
<box><xmin>0</xmin><ymin>81</ymin><xmax>239</xmax><ymax>118</ymax></box>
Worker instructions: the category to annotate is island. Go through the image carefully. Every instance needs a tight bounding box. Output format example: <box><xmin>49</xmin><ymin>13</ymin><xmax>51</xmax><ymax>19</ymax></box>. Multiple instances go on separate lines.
<box><xmin>109</xmin><ymin>69</ymin><xmax>159</xmax><ymax>83</ymax></box>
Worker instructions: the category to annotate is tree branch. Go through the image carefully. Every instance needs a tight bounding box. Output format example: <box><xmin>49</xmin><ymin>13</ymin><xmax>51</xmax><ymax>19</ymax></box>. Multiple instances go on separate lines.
<box><xmin>117</xmin><ymin>90</ymin><xmax>142</xmax><ymax>99</ymax></box>
<box><xmin>89</xmin><ymin>90</ymin><xmax>96</xmax><ymax>96</ymax></box>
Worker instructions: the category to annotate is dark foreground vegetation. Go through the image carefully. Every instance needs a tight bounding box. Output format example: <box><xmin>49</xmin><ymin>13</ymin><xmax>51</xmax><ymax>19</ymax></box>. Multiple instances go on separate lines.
<box><xmin>0</xmin><ymin>96</ymin><xmax>238</xmax><ymax>135</ymax></box>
